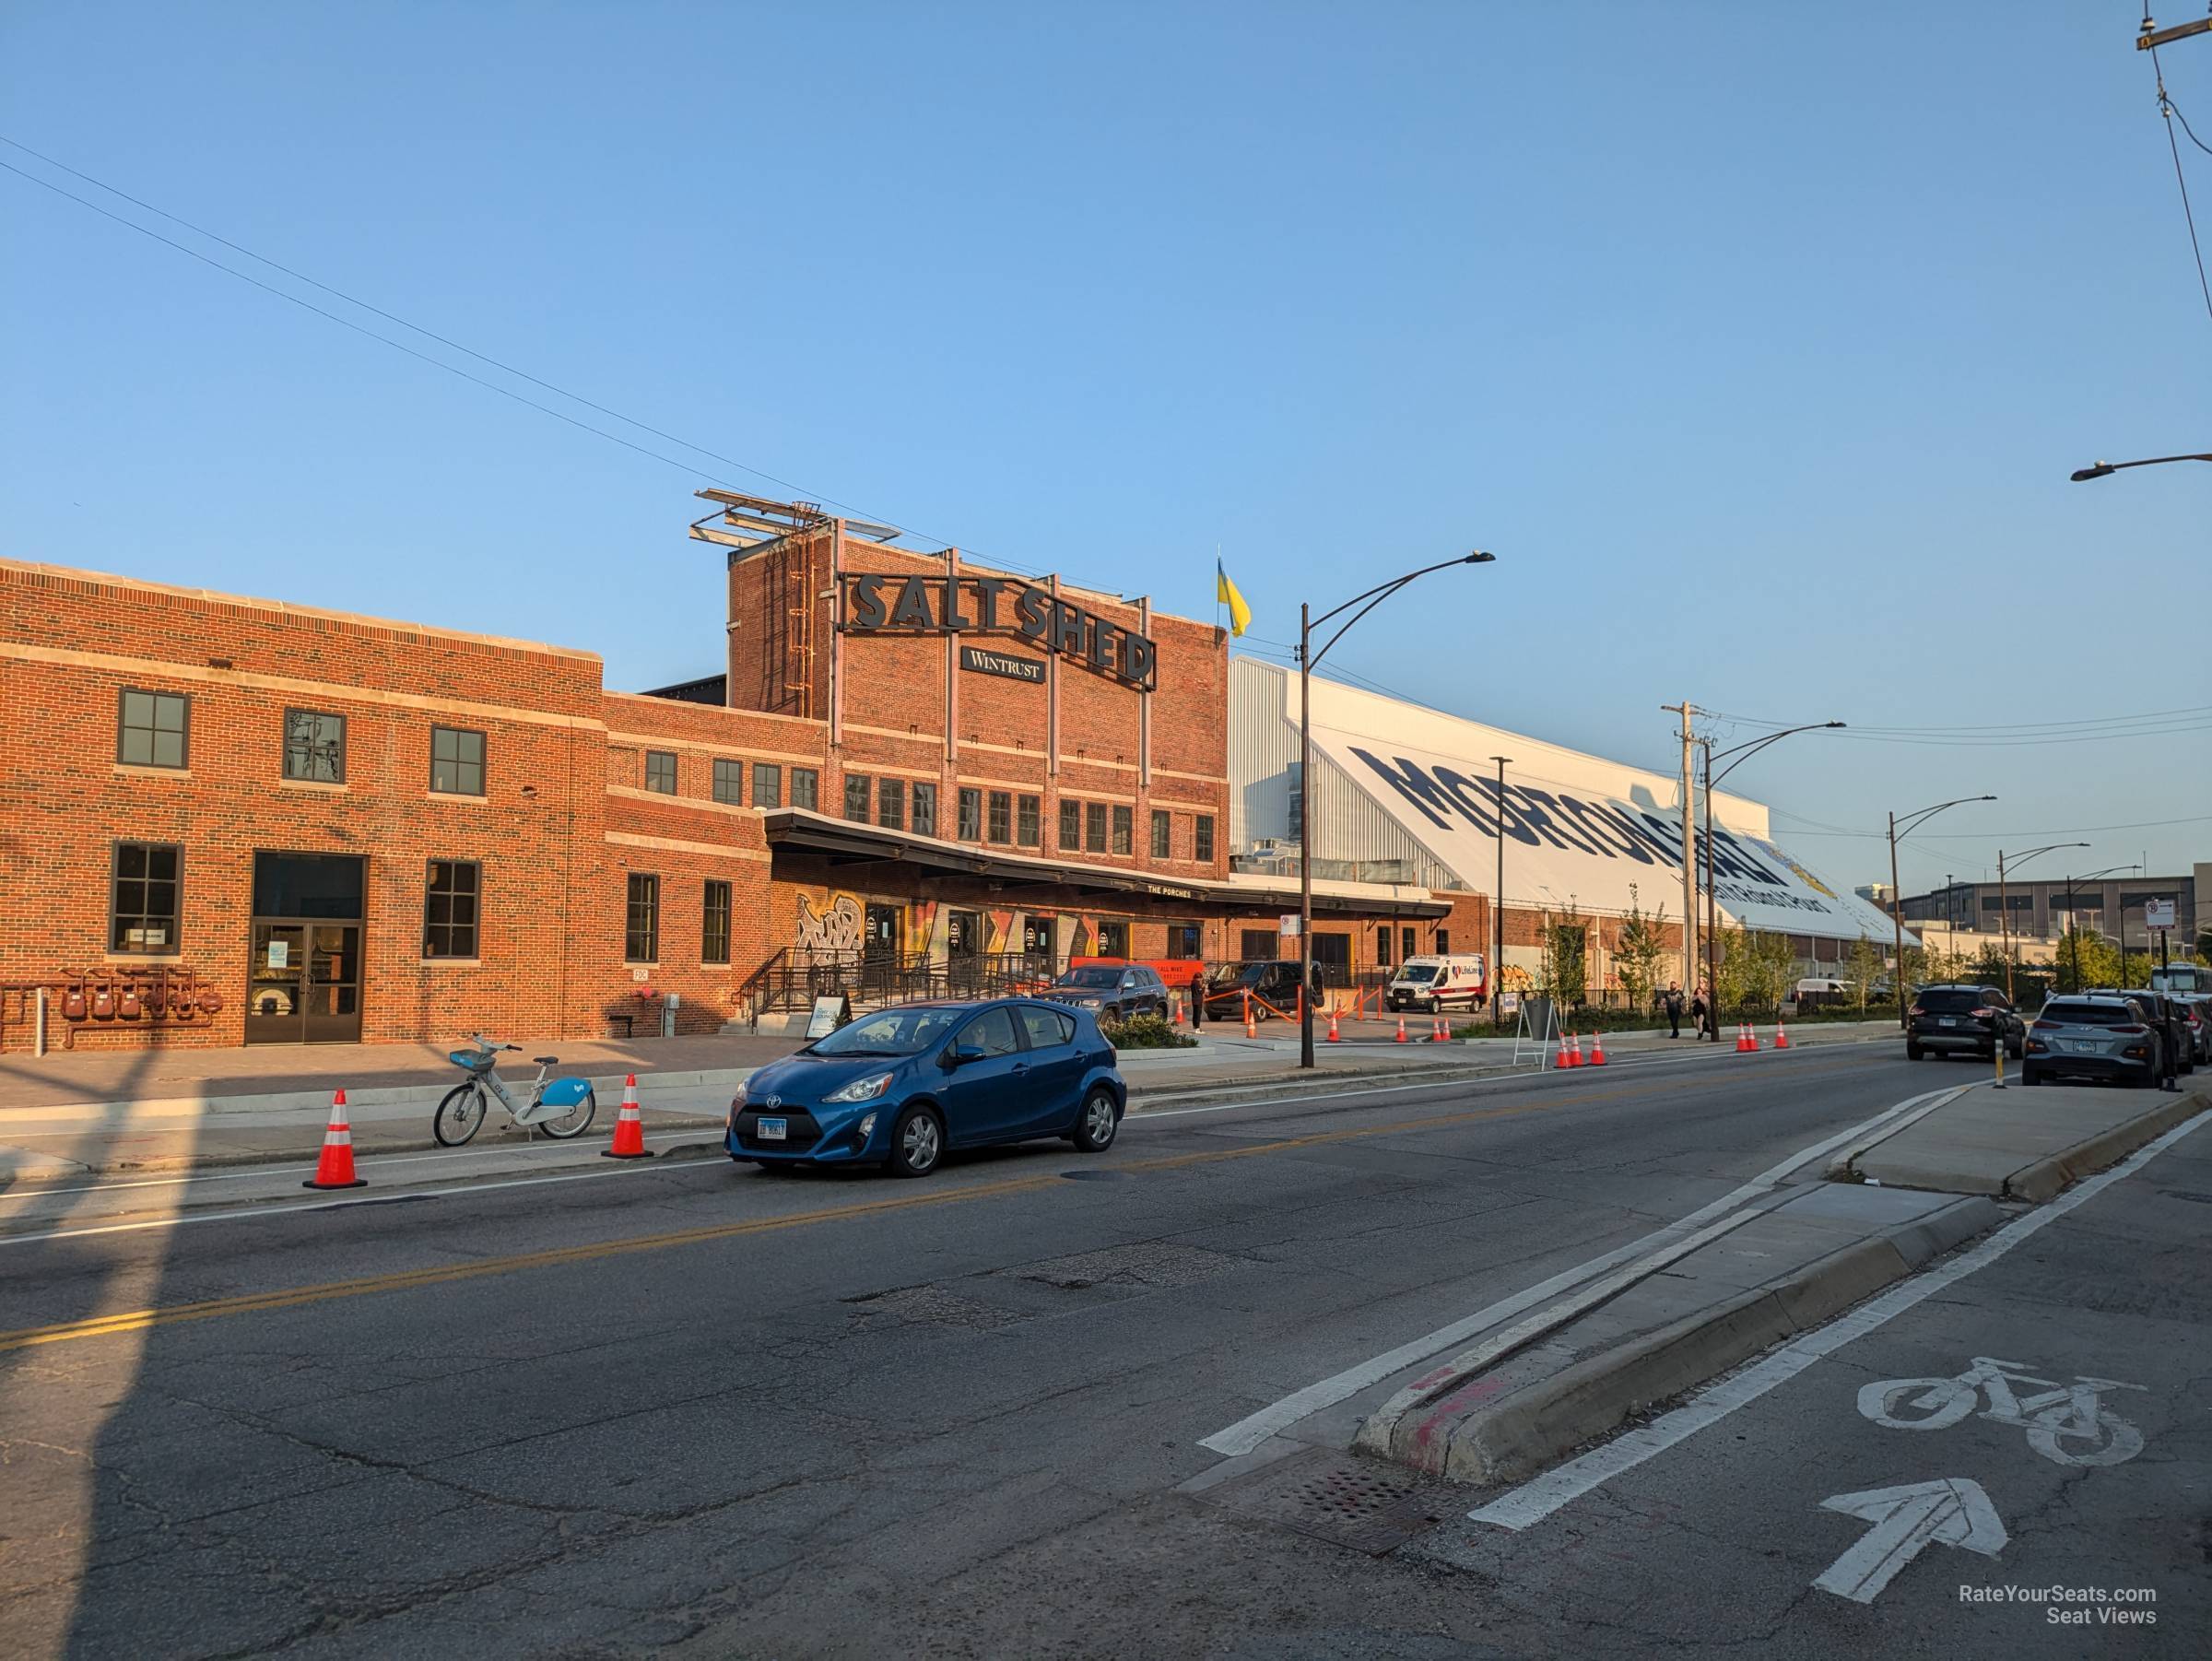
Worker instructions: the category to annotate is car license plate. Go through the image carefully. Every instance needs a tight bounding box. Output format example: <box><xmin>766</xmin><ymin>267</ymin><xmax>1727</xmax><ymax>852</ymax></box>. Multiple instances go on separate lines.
<box><xmin>2063</xmin><ymin>1041</ymin><xmax>2098</xmax><ymax>1054</ymax></box>
<box><xmin>757</xmin><ymin>1117</ymin><xmax>787</xmax><ymax>1141</ymax></box>
<box><xmin>1939</xmin><ymin>1017</ymin><xmax>1957</xmax><ymax>1027</ymax></box>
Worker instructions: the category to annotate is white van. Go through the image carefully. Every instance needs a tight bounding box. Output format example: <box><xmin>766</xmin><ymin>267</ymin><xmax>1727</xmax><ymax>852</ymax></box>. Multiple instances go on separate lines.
<box><xmin>1385</xmin><ymin>954</ymin><xmax>1488</xmax><ymax>1013</ymax></box>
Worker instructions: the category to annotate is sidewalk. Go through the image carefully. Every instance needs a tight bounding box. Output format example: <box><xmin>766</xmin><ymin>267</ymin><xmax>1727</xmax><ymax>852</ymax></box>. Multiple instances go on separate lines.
<box><xmin>1351</xmin><ymin>1078</ymin><xmax>2212</xmax><ymax>1485</ymax></box>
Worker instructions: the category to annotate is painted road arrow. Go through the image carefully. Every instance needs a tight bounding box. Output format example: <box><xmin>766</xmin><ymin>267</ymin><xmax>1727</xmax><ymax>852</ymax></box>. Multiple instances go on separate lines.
<box><xmin>1814</xmin><ymin>1478</ymin><xmax>2007</xmax><ymax>1604</ymax></box>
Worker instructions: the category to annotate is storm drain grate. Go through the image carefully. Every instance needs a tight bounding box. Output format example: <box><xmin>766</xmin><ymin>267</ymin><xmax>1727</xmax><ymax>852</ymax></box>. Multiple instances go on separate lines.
<box><xmin>1001</xmin><ymin>1240</ymin><xmax>1240</xmax><ymax>1291</ymax></box>
<box><xmin>1199</xmin><ymin>1446</ymin><xmax>1449</xmax><ymax>1555</ymax></box>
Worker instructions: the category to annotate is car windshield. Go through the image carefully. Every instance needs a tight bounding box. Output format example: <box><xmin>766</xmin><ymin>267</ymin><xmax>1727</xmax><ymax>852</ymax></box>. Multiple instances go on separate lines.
<box><xmin>1395</xmin><ymin>965</ymin><xmax>1439</xmax><ymax>984</ymax></box>
<box><xmin>808</xmin><ymin>1007</ymin><xmax>964</xmax><ymax>1056</ymax></box>
<box><xmin>1055</xmin><ymin>967</ymin><xmax>1124</xmax><ymax>989</ymax></box>
<box><xmin>2041</xmin><ymin>1002</ymin><xmax>2136</xmax><ymax>1028</ymax></box>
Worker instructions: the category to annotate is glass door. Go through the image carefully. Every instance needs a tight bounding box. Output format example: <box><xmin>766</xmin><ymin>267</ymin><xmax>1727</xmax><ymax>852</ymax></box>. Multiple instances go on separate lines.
<box><xmin>245</xmin><ymin>924</ymin><xmax>307</xmax><ymax>1044</ymax></box>
<box><xmin>304</xmin><ymin>923</ymin><xmax>363</xmax><ymax>1043</ymax></box>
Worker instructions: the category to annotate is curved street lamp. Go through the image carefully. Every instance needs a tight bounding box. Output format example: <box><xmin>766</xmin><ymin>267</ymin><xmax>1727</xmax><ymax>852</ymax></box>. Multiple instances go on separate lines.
<box><xmin>1885</xmin><ymin>795</ymin><xmax>1997</xmax><ymax>1029</ymax></box>
<box><xmin>1994</xmin><ymin>842</ymin><xmax>2090</xmax><ymax>1001</ymax></box>
<box><xmin>1297</xmin><ymin>551</ymin><xmax>1497</xmax><ymax>1067</ymax></box>
<box><xmin>2069</xmin><ymin>453</ymin><xmax>2211</xmax><ymax>481</ymax></box>
<box><xmin>2060</xmin><ymin>864</ymin><xmax>2140</xmax><ymax>993</ymax></box>
<box><xmin>1696</xmin><ymin>724</ymin><xmax>1843</xmax><ymax>1036</ymax></box>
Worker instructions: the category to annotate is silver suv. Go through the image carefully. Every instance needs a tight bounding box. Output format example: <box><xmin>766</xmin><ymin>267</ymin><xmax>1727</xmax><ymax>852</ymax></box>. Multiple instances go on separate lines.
<box><xmin>2021</xmin><ymin>995</ymin><xmax>2162</xmax><ymax>1088</ymax></box>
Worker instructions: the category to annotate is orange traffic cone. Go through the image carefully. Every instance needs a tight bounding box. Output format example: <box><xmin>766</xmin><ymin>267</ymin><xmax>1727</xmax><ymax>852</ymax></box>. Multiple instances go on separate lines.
<box><xmin>1589</xmin><ymin>1031</ymin><xmax>1608</xmax><ymax>1066</ymax></box>
<box><xmin>1748</xmin><ymin>1023</ymin><xmax>1764</xmax><ymax>1051</ymax></box>
<box><xmin>1734</xmin><ymin>1021</ymin><xmax>1752</xmax><ymax>1053</ymax></box>
<box><xmin>1430</xmin><ymin>1015</ymin><xmax>1447</xmax><ymax>1043</ymax></box>
<box><xmin>1326</xmin><ymin>1008</ymin><xmax>1341</xmax><ymax>1043</ymax></box>
<box><xmin>303</xmin><ymin>1090</ymin><xmax>367</xmax><ymax>1190</ymax></box>
<box><xmin>1573</xmin><ymin>1033</ymin><xmax>1588</xmax><ymax>1066</ymax></box>
<box><xmin>1394</xmin><ymin>1014</ymin><xmax>1408</xmax><ymax>1043</ymax></box>
<box><xmin>1555</xmin><ymin>1031</ymin><xmax>1571</xmax><ymax>1068</ymax></box>
<box><xmin>1773</xmin><ymin>1019</ymin><xmax>1790</xmax><ymax>1049</ymax></box>
<box><xmin>602</xmin><ymin>1074</ymin><xmax>651</xmax><ymax>1159</ymax></box>
<box><xmin>1244</xmin><ymin>996</ymin><xmax>1258</xmax><ymax>1039</ymax></box>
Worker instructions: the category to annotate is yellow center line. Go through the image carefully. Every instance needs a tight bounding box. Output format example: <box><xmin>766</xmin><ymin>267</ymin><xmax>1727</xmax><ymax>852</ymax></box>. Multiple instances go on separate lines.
<box><xmin>0</xmin><ymin>1057</ymin><xmax>1875</xmax><ymax>1354</ymax></box>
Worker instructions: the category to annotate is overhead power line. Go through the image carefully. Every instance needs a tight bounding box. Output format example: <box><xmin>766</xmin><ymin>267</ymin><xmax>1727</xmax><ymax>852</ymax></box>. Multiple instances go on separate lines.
<box><xmin>0</xmin><ymin>135</ymin><xmax>1057</xmax><ymax>579</ymax></box>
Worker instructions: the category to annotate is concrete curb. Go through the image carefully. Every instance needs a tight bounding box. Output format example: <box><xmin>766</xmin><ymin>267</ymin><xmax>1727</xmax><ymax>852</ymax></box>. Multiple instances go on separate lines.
<box><xmin>1362</xmin><ymin>1194</ymin><xmax>2001</xmax><ymax>1485</ymax></box>
<box><xmin>1999</xmin><ymin>1088</ymin><xmax>2209</xmax><ymax>1201</ymax></box>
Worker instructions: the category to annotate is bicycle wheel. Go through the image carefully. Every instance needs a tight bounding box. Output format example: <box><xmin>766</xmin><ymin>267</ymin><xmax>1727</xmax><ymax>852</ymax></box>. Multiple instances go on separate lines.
<box><xmin>1857</xmin><ymin>1376</ymin><xmax>1977</xmax><ymax>1431</ymax></box>
<box><xmin>535</xmin><ymin>1088</ymin><xmax>596</xmax><ymax>1140</ymax></box>
<box><xmin>433</xmin><ymin>1081</ymin><xmax>488</xmax><ymax>1148</ymax></box>
<box><xmin>2027</xmin><ymin>1407</ymin><xmax>2144</xmax><ymax>1467</ymax></box>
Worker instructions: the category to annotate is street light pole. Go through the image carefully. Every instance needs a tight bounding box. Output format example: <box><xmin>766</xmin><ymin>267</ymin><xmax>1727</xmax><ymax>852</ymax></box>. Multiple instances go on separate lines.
<box><xmin>1491</xmin><ymin>755</ymin><xmax>1511</xmax><ymax>1031</ymax></box>
<box><xmin>1884</xmin><ymin>795</ymin><xmax>1998</xmax><ymax>1028</ymax></box>
<box><xmin>1296</xmin><ymin>551</ymin><xmax>1497</xmax><ymax>1067</ymax></box>
<box><xmin>1698</xmin><ymin>722</ymin><xmax>1844</xmax><ymax>1036</ymax></box>
<box><xmin>2070</xmin><ymin>452</ymin><xmax>2212</xmax><ymax>480</ymax></box>
<box><xmin>1993</xmin><ymin>842</ymin><xmax>2090</xmax><ymax>1001</ymax></box>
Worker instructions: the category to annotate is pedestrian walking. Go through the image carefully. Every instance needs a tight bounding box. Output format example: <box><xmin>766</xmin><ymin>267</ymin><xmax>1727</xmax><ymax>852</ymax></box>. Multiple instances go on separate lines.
<box><xmin>1692</xmin><ymin>979</ymin><xmax>1713</xmax><ymax>1041</ymax></box>
<box><xmin>1187</xmin><ymin>969</ymin><xmax>1206</xmax><ymax>1030</ymax></box>
<box><xmin>1663</xmin><ymin>981</ymin><xmax>1684</xmax><ymax>1039</ymax></box>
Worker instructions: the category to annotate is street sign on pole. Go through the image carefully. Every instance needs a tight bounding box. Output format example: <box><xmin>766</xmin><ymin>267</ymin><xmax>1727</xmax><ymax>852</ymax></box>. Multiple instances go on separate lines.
<box><xmin>2143</xmin><ymin>898</ymin><xmax>2175</xmax><ymax>931</ymax></box>
<box><xmin>1277</xmin><ymin>913</ymin><xmax>1301</xmax><ymax>937</ymax></box>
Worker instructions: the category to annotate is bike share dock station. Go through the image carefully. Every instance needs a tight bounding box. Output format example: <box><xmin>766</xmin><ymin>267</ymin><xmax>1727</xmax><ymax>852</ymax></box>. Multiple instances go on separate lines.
<box><xmin>1347</xmin><ymin>1077</ymin><xmax>2208</xmax><ymax>1502</ymax></box>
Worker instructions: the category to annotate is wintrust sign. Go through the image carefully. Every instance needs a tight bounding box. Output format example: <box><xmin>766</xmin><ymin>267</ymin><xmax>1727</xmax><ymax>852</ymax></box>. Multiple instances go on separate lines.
<box><xmin>1315</xmin><ymin>728</ymin><xmax>1900</xmax><ymax>941</ymax></box>
<box><xmin>841</xmin><ymin>573</ymin><xmax>1157</xmax><ymax>689</ymax></box>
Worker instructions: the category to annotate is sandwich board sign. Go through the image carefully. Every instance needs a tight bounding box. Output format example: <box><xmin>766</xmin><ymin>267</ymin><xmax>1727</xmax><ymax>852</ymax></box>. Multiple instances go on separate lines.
<box><xmin>806</xmin><ymin>995</ymin><xmax>848</xmax><ymax>1039</ymax></box>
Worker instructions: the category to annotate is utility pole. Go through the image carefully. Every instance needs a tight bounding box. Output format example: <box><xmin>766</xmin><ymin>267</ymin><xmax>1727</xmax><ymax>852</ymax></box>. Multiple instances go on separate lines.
<box><xmin>1663</xmin><ymin>702</ymin><xmax>1698</xmax><ymax>990</ymax></box>
<box><xmin>1491</xmin><ymin>755</ymin><xmax>1511</xmax><ymax>1031</ymax></box>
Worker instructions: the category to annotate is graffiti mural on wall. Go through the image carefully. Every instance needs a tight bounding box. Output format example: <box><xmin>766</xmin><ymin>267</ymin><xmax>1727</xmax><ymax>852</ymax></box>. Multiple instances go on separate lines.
<box><xmin>794</xmin><ymin>892</ymin><xmax>863</xmax><ymax>958</ymax></box>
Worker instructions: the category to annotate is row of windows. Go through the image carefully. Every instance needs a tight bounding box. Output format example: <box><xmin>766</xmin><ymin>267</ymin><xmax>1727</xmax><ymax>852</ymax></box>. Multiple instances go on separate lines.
<box><xmin>117</xmin><ymin>689</ymin><xmax>491</xmax><ymax>796</ymax></box>
<box><xmin>108</xmin><ymin>841</ymin><xmax>742</xmax><ymax>969</ymax></box>
<box><xmin>647</xmin><ymin>751</ymin><xmax>821</xmax><ymax>811</ymax></box>
<box><xmin>839</xmin><ymin>775</ymin><xmax>1216</xmax><ymax>864</ymax></box>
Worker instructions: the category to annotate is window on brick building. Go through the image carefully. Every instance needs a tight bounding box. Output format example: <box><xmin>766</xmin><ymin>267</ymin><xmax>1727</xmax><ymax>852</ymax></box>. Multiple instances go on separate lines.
<box><xmin>987</xmin><ymin>791</ymin><xmax>1012</xmax><ymax>844</ymax></box>
<box><xmin>1194</xmin><ymin>815</ymin><xmax>1215</xmax><ymax>863</ymax></box>
<box><xmin>1376</xmin><ymin>925</ymin><xmax>1393</xmax><ymax>967</ymax></box>
<box><xmin>1402</xmin><ymin>925</ymin><xmax>1417</xmax><ymax>961</ymax></box>
<box><xmin>625</xmin><ymin>873</ymin><xmax>660</xmax><ymax>963</ymax></box>
<box><xmin>110</xmin><ymin>841</ymin><xmax>182</xmax><ymax>953</ymax></box>
<box><xmin>1017</xmin><ymin>795</ymin><xmax>1041</xmax><ymax>847</ymax></box>
<box><xmin>1168</xmin><ymin>923</ymin><xmax>1201</xmax><ymax>960</ymax></box>
<box><xmin>422</xmin><ymin>860</ymin><xmax>480</xmax><ymax>959</ymax></box>
<box><xmin>644</xmin><ymin>750</ymin><xmax>678</xmax><ymax>795</ymax></box>
<box><xmin>1436</xmin><ymin>929</ymin><xmax>1449</xmax><ymax>954</ymax></box>
<box><xmin>1085</xmin><ymin>802</ymin><xmax>1107</xmax><ymax>853</ymax></box>
<box><xmin>712</xmin><ymin>759</ymin><xmax>744</xmax><ymax>805</ymax></box>
<box><xmin>1150</xmin><ymin>809</ymin><xmax>1171</xmax><ymax>860</ymax></box>
<box><xmin>1060</xmin><ymin>800</ymin><xmax>1081</xmax><ymax>852</ymax></box>
<box><xmin>877</xmin><ymin>777</ymin><xmax>905</xmax><ymax>830</ymax></box>
<box><xmin>843</xmin><ymin>774</ymin><xmax>871</xmax><ymax>823</ymax></box>
<box><xmin>1098</xmin><ymin>920</ymin><xmax>1130</xmax><ymax>957</ymax></box>
<box><xmin>117</xmin><ymin>689</ymin><xmax>189</xmax><ymax>770</ymax></box>
<box><xmin>788</xmin><ymin>766</ymin><xmax>814</xmax><ymax>809</ymax></box>
<box><xmin>701</xmin><ymin>879</ymin><xmax>732</xmax><ymax>965</ymax></box>
<box><xmin>756</xmin><ymin>763</ymin><xmax>783</xmax><ymax>808</ymax></box>
<box><xmin>282</xmin><ymin>710</ymin><xmax>346</xmax><ymax>783</ymax></box>
<box><xmin>912</xmin><ymin>782</ymin><xmax>937</xmax><ymax>836</ymax></box>
<box><xmin>959</xmin><ymin>787</ymin><xmax>982</xmax><ymax>841</ymax></box>
<box><xmin>430</xmin><ymin>725</ymin><xmax>485</xmax><ymax>796</ymax></box>
<box><xmin>1112</xmin><ymin>806</ymin><xmax>1133</xmax><ymax>854</ymax></box>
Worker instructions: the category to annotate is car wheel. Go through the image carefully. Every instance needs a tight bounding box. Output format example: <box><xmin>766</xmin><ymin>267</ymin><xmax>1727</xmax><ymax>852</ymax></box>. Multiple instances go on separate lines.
<box><xmin>1906</xmin><ymin>1042</ymin><xmax>1924</xmax><ymax>1060</ymax></box>
<box><xmin>2020</xmin><ymin>1066</ymin><xmax>2041</xmax><ymax>1087</ymax></box>
<box><xmin>2006</xmin><ymin>1035</ymin><xmax>2024</xmax><ymax>1061</ymax></box>
<box><xmin>888</xmin><ymin>1105</ymin><xmax>945</xmax><ymax>1177</ymax></box>
<box><xmin>1073</xmin><ymin>1086</ymin><xmax>1119</xmax><ymax>1152</ymax></box>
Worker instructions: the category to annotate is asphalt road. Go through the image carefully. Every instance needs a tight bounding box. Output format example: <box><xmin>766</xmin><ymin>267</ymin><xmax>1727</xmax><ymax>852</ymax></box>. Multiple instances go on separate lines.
<box><xmin>2</xmin><ymin>1039</ymin><xmax>2185</xmax><ymax>1658</ymax></box>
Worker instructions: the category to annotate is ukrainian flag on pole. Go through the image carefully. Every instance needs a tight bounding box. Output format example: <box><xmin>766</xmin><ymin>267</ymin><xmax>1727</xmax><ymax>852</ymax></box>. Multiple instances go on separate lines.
<box><xmin>1216</xmin><ymin>557</ymin><xmax>1252</xmax><ymax>638</ymax></box>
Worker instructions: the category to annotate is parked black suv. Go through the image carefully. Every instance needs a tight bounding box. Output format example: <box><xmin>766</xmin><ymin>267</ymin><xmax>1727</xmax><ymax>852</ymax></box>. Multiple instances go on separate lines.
<box><xmin>1198</xmin><ymin>960</ymin><xmax>1313</xmax><ymax>1021</ymax></box>
<box><xmin>1906</xmin><ymin>984</ymin><xmax>2026</xmax><ymax>1062</ymax></box>
<box><xmin>1042</xmin><ymin>963</ymin><xmax>1170</xmax><ymax>1024</ymax></box>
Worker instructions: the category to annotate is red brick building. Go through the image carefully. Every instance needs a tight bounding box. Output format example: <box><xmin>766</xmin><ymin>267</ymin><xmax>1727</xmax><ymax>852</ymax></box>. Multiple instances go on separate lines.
<box><xmin>0</xmin><ymin>498</ymin><xmax>1443</xmax><ymax>1053</ymax></box>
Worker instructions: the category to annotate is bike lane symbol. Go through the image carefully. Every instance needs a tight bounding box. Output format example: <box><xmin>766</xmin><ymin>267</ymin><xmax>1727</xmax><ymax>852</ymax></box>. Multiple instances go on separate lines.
<box><xmin>1856</xmin><ymin>1355</ymin><xmax>2146</xmax><ymax>1467</ymax></box>
<box><xmin>1814</xmin><ymin>1478</ymin><xmax>2008</xmax><ymax>1605</ymax></box>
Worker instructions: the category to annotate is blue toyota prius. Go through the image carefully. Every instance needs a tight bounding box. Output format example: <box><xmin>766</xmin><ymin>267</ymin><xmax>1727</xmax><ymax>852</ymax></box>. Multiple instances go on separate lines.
<box><xmin>724</xmin><ymin>998</ymin><xmax>1127</xmax><ymax>1178</ymax></box>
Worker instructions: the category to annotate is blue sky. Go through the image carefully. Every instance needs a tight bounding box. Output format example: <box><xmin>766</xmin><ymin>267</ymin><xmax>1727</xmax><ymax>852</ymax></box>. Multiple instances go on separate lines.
<box><xmin>4</xmin><ymin>2</ymin><xmax>2207</xmax><ymax>898</ymax></box>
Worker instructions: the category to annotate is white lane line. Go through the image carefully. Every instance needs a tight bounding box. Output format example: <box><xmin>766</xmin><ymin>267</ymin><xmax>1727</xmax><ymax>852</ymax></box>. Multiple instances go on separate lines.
<box><xmin>1195</xmin><ymin>1080</ymin><xmax>1969</xmax><ymax>1456</ymax></box>
<box><xmin>0</xmin><ymin>1128</ymin><xmax>711</xmax><ymax>1202</ymax></box>
<box><xmin>0</xmin><ymin>1160</ymin><xmax>682</xmax><ymax>1247</ymax></box>
<box><xmin>1467</xmin><ymin>1105</ymin><xmax>2212</xmax><ymax>1532</ymax></box>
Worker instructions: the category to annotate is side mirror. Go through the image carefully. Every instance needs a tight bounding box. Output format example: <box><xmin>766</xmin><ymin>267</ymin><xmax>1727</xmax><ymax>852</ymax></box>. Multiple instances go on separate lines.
<box><xmin>943</xmin><ymin>1043</ymin><xmax>985</xmax><ymax>1069</ymax></box>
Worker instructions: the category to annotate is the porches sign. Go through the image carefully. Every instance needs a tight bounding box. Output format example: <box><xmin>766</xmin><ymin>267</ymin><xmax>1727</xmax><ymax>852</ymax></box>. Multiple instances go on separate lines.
<box><xmin>841</xmin><ymin>573</ymin><xmax>1157</xmax><ymax>690</ymax></box>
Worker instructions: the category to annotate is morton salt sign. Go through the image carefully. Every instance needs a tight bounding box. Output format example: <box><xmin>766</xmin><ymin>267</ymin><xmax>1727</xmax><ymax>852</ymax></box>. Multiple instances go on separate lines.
<box><xmin>1297</xmin><ymin>681</ymin><xmax>1898</xmax><ymax>942</ymax></box>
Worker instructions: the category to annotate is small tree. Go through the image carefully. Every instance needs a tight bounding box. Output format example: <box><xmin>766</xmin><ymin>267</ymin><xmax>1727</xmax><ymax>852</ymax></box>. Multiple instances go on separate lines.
<box><xmin>1844</xmin><ymin>935</ymin><xmax>1884</xmax><ymax>1012</ymax></box>
<box><xmin>1616</xmin><ymin>886</ymin><xmax>1667</xmax><ymax>1015</ymax></box>
<box><xmin>1540</xmin><ymin>905</ymin><xmax>1590</xmax><ymax>1010</ymax></box>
